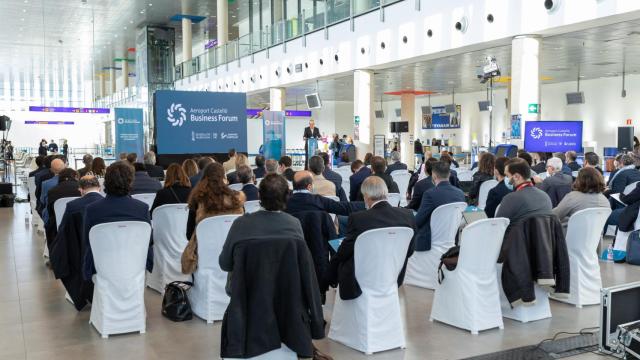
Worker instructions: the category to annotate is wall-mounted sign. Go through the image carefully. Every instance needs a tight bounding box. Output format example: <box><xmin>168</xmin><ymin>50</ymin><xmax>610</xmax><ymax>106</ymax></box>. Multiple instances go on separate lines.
<box><xmin>24</xmin><ymin>121</ymin><xmax>74</xmax><ymax>125</ymax></box>
<box><xmin>528</xmin><ymin>103</ymin><xmax>540</xmax><ymax>114</ymax></box>
<box><xmin>422</xmin><ymin>105</ymin><xmax>461</xmax><ymax>129</ymax></box>
<box><xmin>246</xmin><ymin>109</ymin><xmax>312</xmax><ymax>117</ymax></box>
<box><xmin>29</xmin><ymin>106</ymin><xmax>110</xmax><ymax>114</ymax></box>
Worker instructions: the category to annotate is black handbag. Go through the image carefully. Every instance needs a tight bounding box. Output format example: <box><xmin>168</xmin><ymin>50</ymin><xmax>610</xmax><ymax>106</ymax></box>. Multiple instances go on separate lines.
<box><xmin>162</xmin><ymin>281</ymin><xmax>194</xmax><ymax>322</ymax></box>
<box><xmin>437</xmin><ymin>245</ymin><xmax>460</xmax><ymax>284</ymax></box>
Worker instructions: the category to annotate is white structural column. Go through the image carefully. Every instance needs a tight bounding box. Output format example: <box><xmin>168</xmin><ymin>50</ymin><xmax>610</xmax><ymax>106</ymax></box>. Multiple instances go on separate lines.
<box><xmin>510</xmin><ymin>35</ymin><xmax>541</xmax><ymax>145</ymax></box>
<box><xmin>353</xmin><ymin>70</ymin><xmax>374</xmax><ymax>158</ymax></box>
<box><xmin>182</xmin><ymin>18</ymin><xmax>193</xmax><ymax>62</ymax></box>
<box><xmin>109</xmin><ymin>67</ymin><xmax>116</xmax><ymax>94</ymax></box>
<box><xmin>99</xmin><ymin>74</ymin><xmax>106</xmax><ymax>98</ymax></box>
<box><xmin>217</xmin><ymin>0</ymin><xmax>229</xmax><ymax>46</ymax></box>
<box><xmin>400</xmin><ymin>93</ymin><xmax>416</xmax><ymax>170</ymax></box>
<box><xmin>270</xmin><ymin>88</ymin><xmax>285</xmax><ymax>111</ymax></box>
<box><xmin>122</xmin><ymin>60</ymin><xmax>129</xmax><ymax>88</ymax></box>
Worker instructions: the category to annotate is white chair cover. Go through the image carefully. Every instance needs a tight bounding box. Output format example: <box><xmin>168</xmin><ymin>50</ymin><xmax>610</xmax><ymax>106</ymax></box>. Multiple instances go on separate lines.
<box><xmin>430</xmin><ymin>218</ymin><xmax>509</xmax><ymax>334</ymax></box>
<box><xmin>571</xmin><ymin>171</ymin><xmax>579</xmax><ymax>178</ymax></box>
<box><xmin>457</xmin><ymin>170</ymin><xmax>475</xmax><ymax>182</ymax></box>
<box><xmin>229</xmin><ymin>183</ymin><xmax>244</xmax><ymax>191</ymax></box>
<box><xmin>387</xmin><ymin>193</ymin><xmax>401</xmax><ymax>207</ymax></box>
<box><xmin>497</xmin><ymin>264</ymin><xmax>551</xmax><ymax>323</ymax></box>
<box><xmin>335</xmin><ymin>167</ymin><xmax>352</xmax><ymax>197</ymax></box>
<box><xmin>131</xmin><ymin>193</ymin><xmax>156</xmax><ymax>211</ymax></box>
<box><xmin>189</xmin><ymin>215</ymin><xmax>241</xmax><ymax>323</ymax></box>
<box><xmin>477</xmin><ymin>179</ymin><xmax>498</xmax><ymax>210</ymax></box>
<box><xmin>329</xmin><ymin>227</ymin><xmax>414</xmax><ymax>354</ymax></box>
<box><xmin>405</xmin><ymin>202</ymin><xmax>467</xmax><ymax>289</ymax></box>
<box><xmin>549</xmin><ymin>208</ymin><xmax>610</xmax><ymax>307</ymax></box>
<box><xmin>89</xmin><ymin>221</ymin><xmax>151</xmax><ymax>338</ymax></box>
<box><xmin>54</xmin><ymin>197</ymin><xmax>80</xmax><ymax>230</ymax></box>
<box><xmin>224</xmin><ymin>344</ymin><xmax>297</xmax><ymax>360</ymax></box>
<box><xmin>624</xmin><ymin>181</ymin><xmax>640</xmax><ymax>195</ymax></box>
<box><xmin>146</xmin><ymin>204</ymin><xmax>191</xmax><ymax>293</ymax></box>
<box><xmin>243</xmin><ymin>200</ymin><xmax>261</xmax><ymax>214</ymax></box>
<box><xmin>390</xmin><ymin>170</ymin><xmax>411</xmax><ymax>206</ymax></box>
<box><xmin>255</xmin><ymin>178</ymin><xmax>263</xmax><ymax>187</ymax></box>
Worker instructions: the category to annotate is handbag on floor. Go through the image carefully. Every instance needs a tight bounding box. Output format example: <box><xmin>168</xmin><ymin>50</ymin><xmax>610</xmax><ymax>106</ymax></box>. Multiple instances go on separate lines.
<box><xmin>162</xmin><ymin>281</ymin><xmax>194</xmax><ymax>322</ymax></box>
<box><xmin>437</xmin><ymin>245</ymin><xmax>460</xmax><ymax>284</ymax></box>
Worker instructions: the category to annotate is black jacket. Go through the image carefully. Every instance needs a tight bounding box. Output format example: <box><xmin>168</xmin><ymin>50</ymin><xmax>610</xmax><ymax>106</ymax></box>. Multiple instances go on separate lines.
<box><xmin>50</xmin><ymin>192</ymin><xmax>103</xmax><ymax>310</ymax></box>
<box><xmin>327</xmin><ymin>201</ymin><xmax>416</xmax><ymax>300</ymax></box>
<box><xmin>286</xmin><ymin>192</ymin><xmax>363</xmax><ymax>216</ymax></box>
<box><xmin>619</xmin><ymin>183</ymin><xmax>640</xmax><ymax>232</ymax></box>
<box><xmin>484</xmin><ymin>180</ymin><xmax>511</xmax><ymax>218</ymax></box>
<box><xmin>531</xmin><ymin>161</ymin><xmax>546</xmax><ymax>174</ymax></box>
<box><xmin>609</xmin><ymin>168</ymin><xmax>640</xmax><ymax>195</ymax></box>
<box><xmin>45</xmin><ymin>179</ymin><xmax>81</xmax><ymax>249</ymax></box>
<box><xmin>498</xmin><ymin>214</ymin><xmax>570</xmax><ymax>305</ymax></box>
<box><xmin>253</xmin><ymin>166</ymin><xmax>266</xmax><ymax>179</ymax></box>
<box><xmin>349</xmin><ymin>167</ymin><xmax>371</xmax><ymax>201</ymax></box>
<box><xmin>283</xmin><ymin>168</ymin><xmax>295</xmax><ymax>182</ymax></box>
<box><xmin>567</xmin><ymin>162</ymin><xmax>581</xmax><ymax>172</ymax></box>
<box><xmin>469</xmin><ymin>172</ymin><xmax>493</xmax><ymax>201</ymax></box>
<box><xmin>131</xmin><ymin>171</ymin><xmax>162</xmax><ymax>195</ymax></box>
<box><xmin>355</xmin><ymin>173</ymin><xmax>399</xmax><ymax>201</ymax></box>
<box><xmin>241</xmin><ymin>183</ymin><xmax>259</xmax><ymax>201</ymax></box>
<box><xmin>150</xmin><ymin>185</ymin><xmax>191</xmax><ymax>214</ymax></box>
<box><xmin>145</xmin><ymin>164</ymin><xmax>165</xmax><ymax>179</ymax></box>
<box><xmin>303</xmin><ymin>126</ymin><xmax>321</xmax><ymax>140</ymax></box>
<box><xmin>407</xmin><ymin>177</ymin><xmax>434</xmax><ymax>211</ymax></box>
<box><xmin>220</xmin><ymin>237</ymin><xmax>324</xmax><ymax>359</ymax></box>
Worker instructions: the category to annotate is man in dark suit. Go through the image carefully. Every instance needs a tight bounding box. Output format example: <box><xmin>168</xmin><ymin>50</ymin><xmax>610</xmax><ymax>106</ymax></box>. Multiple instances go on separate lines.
<box><xmin>287</xmin><ymin>171</ymin><xmax>363</xmax><ymax>216</ymax></box>
<box><xmin>407</xmin><ymin>158</ymin><xmax>437</xmax><ymax>211</ymax></box>
<box><xmin>77</xmin><ymin>154</ymin><xmax>93</xmax><ymax>177</ymax></box>
<box><xmin>50</xmin><ymin>175</ymin><xmax>103</xmax><ymax>310</ymax></box>
<box><xmin>349</xmin><ymin>160</ymin><xmax>371</xmax><ymax>201</ymax></box>
<box><xmin>384</xmin><ymin>151</ymin><xmax>408</xmax><ymax>175</ymax></box>
<box><xmin>237</xmin><ymin>165</ymin><xmax>259</xmax><ymax>201</ymax></box>
<box><xmin>415</xmin><ymin>161</ymin><xmax>465</xmax><ymax>251</ymax></box>
<box><xmin>303</xmin><ymin>119</ymin><xmax>321</xmax><ymax>169</ymax></box>
<box><xmin>143</xmin><ymin>151</ymin><xmax>164</xmax><ymax>179</ymax></box>
<box><xmin>320</xmin><ymin>152</ymin><xmax>348</xmax><ymax>201</ymax></box>
<box><xmin>327</xmin><ymin>176</ymin><xmax>416</xmax><ymax>300</ymax></box>
<box><xmin>358</xmin><ymin>156</ymin><xmax>399</xmax><ymax>201</ymax></box>
<box><xmin>253</xmin><ymin>155</ymin><xmax>266</xmax><ymax>179</ymax></box>
<box><xmin>190</xmin><ymin>157</ymin><xmax>214</xmax><ymax>188</ymax></box>
<box><xmin>45</xmin><ymin>168</ymin><xmax>81</xmax><ymax>249</ymax></box>
<box><xmin>565</xmin><ymin>151</ymin><xmax>581</xmax><ymax>172</ymax></box>
<box><xmin>83</xmin><ymin>162</ymin><xmax>153</xmax><ymax>281</ymax></box>
<box><xmin>278</xmin><ymin>155</ymin><xmax>295</xmax><ymax>182</ymax></box>
<box><xmin>29</xmin><ymin>156</ymin><xmax>47</xmax><ymax>178</ymax></box>
<box><xmin>485</xmin><ymin>156</ymin><xmax>512</xmax><ymax>218</ymax></box>
<box><xmin>131</xmin><ymin>162</ymin><xmax>162</xmax><ymax>195</ymax></box>
<box><xmin>535</xmin><ymin>157</ymin><xmax>573</xmax><ymax>207</ymax></box>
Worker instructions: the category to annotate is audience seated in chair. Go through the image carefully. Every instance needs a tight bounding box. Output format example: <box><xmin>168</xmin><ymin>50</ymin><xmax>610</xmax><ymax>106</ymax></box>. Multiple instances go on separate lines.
<box><xmin>150</xmin><ymin>163</ymin><xmax>192</xmax><ymax>214</ymax></box>
<box><xmin>496</xmin><ymin>158</ymin><xmax>552</xmax><ymax>223</ymax></box>
<box><xmin>236</xmin><ymin>164</ymin><xmax>259</xmax><ymax>201</ymax></box>
<box><xmin>469</xmin><ymin>152</ymin><xmax>496</xmax><ymax>205</ymax></box>
<box><xmin>278</xmin><ymin>155</ymin><xmax>296</xmax><ymax>182</ymax></box>
<box><xmin>40</xmin><ymin>158</ymin><xmax>66</xmax><ymax>223</ymax></box>
<box><xmin>565</xmin><ymin>151</ymin><xmax>582</xmax><ymax>172</ymax></box>
<box><xmin>553</xmin><ymin>167</ymin><xmax>609</xmax><ymax>235</ymax></box>
<box><xmin>484</xmin><ymin>156</ymin><xmax>512</xmax><ymax>218</ymax></box>
<box><xmin>385</xmin><ymin>151</ymin><xmax>407</xmax><ymax>175</ymax></box>
<box><xmin>606</xmin><ymin>181</ymin><xmax>640</xmax><ymax>235</ymax></box>
<box><xmin>287</xmin><ymin>171</ymin><xmax>362</xmax><ymax>217</ymax></box>
<box><xmin>265</xmin><ymin>159</ymin><xmax>279</xmax><ymax>176</ymax></box>
<box><xmin>415</xmin><ymin>161</ymin><xmax>465</xmax><ymax>251</ymax></box>
<box><xmin>583</xmin><ymin>151</ymin><xmax>604</xmax><ymax>175</ymax></box>
<box><xmin>534</xmin><ymin>157</ymin><xmax>573</xmax><ymax>207</ymax></box>
<box><xmin>337</xmin><ymin>152</ymin><xmax>351</xmax><ymax>168</ymax></box>
<box><xmin>82</xmin><ymin>162</ymin><xmax>154</xmax><ymax>281</ymax></box>
<box><xmin>607</xmin><ymin>154</ymin><xmax>640</xmax><ymax>201</ymax></box>
<box><xmin>45</xmin><ymin>168</ymin><xmax>81</xmax><ymax>249</ymax></box>
<box><xmin>349</xmin><ymin>160</ymin><xmax>371</xmax><ymax>201</ymax></box>
<box><xmin>143</xmin><ymin>151</ymin><xmax>164</xmax><ymax>179</ymax></box>
<box><xmin>50</xmin><ymin>175</ymin><xmax>103</xmax><ymax>311</ymax></box>
<box><xmin>327</xmin><ymin>176</ymin><xmax>416</xmax><ymax>300</ymax></box>
<box><xmin>131</xmin><ymin>162</ymin><xmax>162</xmax><ymax>195</ymax></box>
<box><xmin>355</xmin><ymin>156</ymin><xmax>399</xmax><ymax>201</ymax></box>
<box><xmin>226</xmin><ymin>153</ymin><xmax>249</xmax><ymax>184</ymax></box>
<box><xmin>438</xmin><ymin>155</ymin><xmax>461</xmax><ymax>189</ymax></box>
<box><xmin>77</xmin><ymin>154</ymin><xmax>93</xmax><ymax>177</ymax></box>
<box><xmin>219</xmin><ymin>174</ymin><xmax>327</xmax><ymax>359</ymax></box>
<box><xmin>406</xmin><ymin>157</ymin><xmax>437</xmax><ymax>211</ymax></box>
<box><xmin>253</xmin><ymin>155</ymin><xmax>266</xmax><ymax>179</ymax></box>
<box><xmin>182</xmin><ymin>158</ymin><xmax>199</xmax><ymax>179</ymax></box>
<box><xmin>320</xmin><ymin>152</ymin><xmax>348</xmax><ymax>201</ymax></box>
<box><xmin>189</xmin><ymin>157</ymin><xmax>214</xmax><ymax>188</ymax></box>
<box><xmin>309</xmin><ymin>155</ymin><xmax>336</xmax><ymax>197</ymax></box>
<box><xmin>182</xmin><ymin>162</ymin><xmax>245</xmax><ymax>274</ymax></box>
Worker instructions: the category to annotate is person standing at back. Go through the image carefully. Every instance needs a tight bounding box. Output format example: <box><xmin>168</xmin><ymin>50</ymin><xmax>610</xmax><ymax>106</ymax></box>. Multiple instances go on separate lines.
<box><xmin>415</xmin><ymin>161</ymin><xmax>465</xmax><ymax>251</ymax></box>
<box><xmin>38</xmin><ymin>139</ymin><xmax>48</xmax><ymax>157</ymax></box>
<box><xmin>48</xmin><ymin>139</ymin><xmax>58</xmax><ymax>153</ymax></box>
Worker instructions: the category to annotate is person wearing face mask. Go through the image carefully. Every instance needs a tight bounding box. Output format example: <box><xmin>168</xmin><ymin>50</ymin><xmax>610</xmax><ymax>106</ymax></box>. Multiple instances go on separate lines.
<box><xmin>484</xmin><ymin>156</ymin><xmax>512</xmax><ymax>218</ymax></box>
<box><xmin>496</xmin><ymin>158</ymin><xmax>552</xmax><ymax>223</ymax></box>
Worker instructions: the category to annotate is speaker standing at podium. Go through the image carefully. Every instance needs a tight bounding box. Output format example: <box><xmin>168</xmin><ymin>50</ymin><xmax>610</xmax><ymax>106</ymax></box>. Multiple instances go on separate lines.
<box><xmin>303</xmin><ymin>119</ymin><xmax>321</xmax><ymax>169</ymax></box>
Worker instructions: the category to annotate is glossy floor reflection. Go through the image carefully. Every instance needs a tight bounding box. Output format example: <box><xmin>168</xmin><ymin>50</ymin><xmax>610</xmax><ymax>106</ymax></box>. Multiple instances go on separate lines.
<box><xmin>1</xmin><ymin>200</ymin><xmax>638</xmax><ymax>359</ymax></box>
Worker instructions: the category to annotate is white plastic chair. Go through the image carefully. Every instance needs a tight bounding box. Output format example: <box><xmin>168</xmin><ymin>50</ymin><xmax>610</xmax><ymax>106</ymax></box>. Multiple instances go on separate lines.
<box><xmin>228</xmin><ymin>183</ymin><xmax>244</xmax><ymax>191</ymax></box>
<box><xmin>53</xmin><ymin>197</ymin><xmax>80</xmax><ymax>230</ymax></box>
<box><xmin>405</xmin><ymin>202</ymin><xmax>467</xmax><ymax>289</ymax></box>
<box><xmin>477</xmin><ymin>179</ymin><xmax>498</xmax><ymax>210</ymax></box>
<box><xmin>189</xmin><ymin>215</ymin><xmax>241</xmax><ymax>323</ymax></box>
<box><xmin>387</xmin><ymin>193</ymin><xmax>401</xmax><ymax>207</ymax></box>
<box><xmin>390</xmin><ymin>170</ymin><xmax>411</xmax><ymax>206</ymax></box>
<box><xmin>131</xmin><ymin>193</ymin><xmax>156</xmax><ymax>211</ymax></box>
<box><xmin>224</xmin><ymin>344</ymin><xmax>297</xmax><ymax>360</ymax></box>
<box><xmin>255</xmin><ymin>178</ymin><xmax>263</xmax><ymax>187</ymax></box>
<box><xmin>430</xmin><ymin>218</ymin><xmax>510</xmax><ymax>334</ymax></box>
<box><xmin>328</xmin><ymin>227</ymin><xmax>414</xmax><ymax>354</ymax></box>
<box><xmin>243</xmin><ymin>200</ymin><xmax>261</xmax><ymax>214</ymax></box>
<box><xmin>457</xmin><ymin>170</ymin><xmax>474</xmax><ymax>182</ymax></box>
<box><xmin>146</xmin><ymin>204</ymin><xmax>191</xmax><ymax>293</ymax></box>
<box><xmin>89</xmin><ymin>221</ymin><xmax>151</xmax><ymax>338</ymax></box>
<box><xmin>550</xmin><ymin>207</ymin><xmax>611</xmax><ymax>307</ymax></box>
<box><xmin>497</xmin><ymin>264</ymin><xmax>552</xmax><ymax>323</ymax></box>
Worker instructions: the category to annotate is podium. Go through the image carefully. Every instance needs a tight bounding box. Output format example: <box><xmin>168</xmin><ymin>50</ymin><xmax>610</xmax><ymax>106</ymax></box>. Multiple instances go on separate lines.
<box><xmin>305</xmin><ymin>138</ymin><xmax>318</xmax><ymax>169</ymax></box>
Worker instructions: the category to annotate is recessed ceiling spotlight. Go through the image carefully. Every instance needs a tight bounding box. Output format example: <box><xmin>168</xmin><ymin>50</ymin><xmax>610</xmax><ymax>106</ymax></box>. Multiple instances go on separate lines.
<box><xmin>20</xmin><ymin>18</ymin><xmax>25</xmax><ymax>21</ymax></box>
<box><xmin>123</xmin><ymin>26</ymin><xmax>127</xmax><ymax>30</ymax></box>
<box><xmin>148</xmin><ymin>3</ymin><xmax>152</xmax><ymax>6</ymax></box>
<box><xmin>22</xmin><ymin>9</ymin><xmax>27</xmax><ymax>12</ymax></box>
<box><xmin>114</xmin><ymin>34</ymin><xmax>118</xmax><ymax>38</ymax></box>
<box><xmin>140</xmin><ymin>9</ymin><xmax>145</xmax><ymax>14</ymax></box>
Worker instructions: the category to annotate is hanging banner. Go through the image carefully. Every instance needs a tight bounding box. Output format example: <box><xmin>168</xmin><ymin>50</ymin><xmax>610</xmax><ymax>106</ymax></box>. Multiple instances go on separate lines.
<box><xmin>114</xmin><ymin>108</ymin><xmax>144</xmax><ymax>159</ymax></box>
<box><xmin>510</xmin><ymin>114</ymin><xmax>522</xmax><ymax>139</ymax></box>
<box><xmin>262</xmin><ymin>111</ymin><xmax>286</xmax><ymax>160</ymax></box>
<box><xmin>421</xmin><ymin>105</ymin><xmax>461</xmax><ymax>129</ymax></box>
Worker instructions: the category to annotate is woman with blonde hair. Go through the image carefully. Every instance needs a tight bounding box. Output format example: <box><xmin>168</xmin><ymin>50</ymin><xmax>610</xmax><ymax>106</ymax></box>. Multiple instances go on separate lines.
<box><xmin>226</xmin><ymin>153</ymin><xmax>249</xmax><ymax>184</ymax></box>
<box><xmin>182</xmin><ymin>158</ymin><xmax>198</xmax><ymax>178</ymax></box>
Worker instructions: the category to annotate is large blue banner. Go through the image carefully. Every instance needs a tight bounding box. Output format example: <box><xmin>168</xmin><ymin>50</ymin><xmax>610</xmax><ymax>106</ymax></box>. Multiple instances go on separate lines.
<box><xmin>154</xmin><ymin>90</ymin><xmax>247</xmax><ymax>154</ymax></box>
<box><xmin>524</xmin><ymin>121</ymin><xmax>583</xmax><ymax>152</ymax></box>
<box><xmin>114</xmin><ymin>108</ymin><xmax>144</xmax><ymax>159</ymax></box>
<box><xmin>262</xmin><ymin>111</ymin><xmax>286</xmax><ymax>160</ymax></box>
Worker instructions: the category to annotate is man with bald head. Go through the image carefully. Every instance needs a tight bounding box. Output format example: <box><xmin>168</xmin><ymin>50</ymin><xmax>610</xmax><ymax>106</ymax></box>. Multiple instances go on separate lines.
<box><xmin>286</xmin><ymin>170</ymin><xmax>362</xmax><ymax>216</ymax></box>
<box><xmin>40</xmin><ymin>158</ymin><xmax>66</xmax><ymax>224</ymax></box>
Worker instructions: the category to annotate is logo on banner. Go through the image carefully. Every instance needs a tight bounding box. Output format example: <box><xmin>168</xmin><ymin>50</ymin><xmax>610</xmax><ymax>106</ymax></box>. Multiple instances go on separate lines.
<box><xmin>167</xmin><ymin>103</ymin><xmax>186</xmax><ymax>127</ymax></box>
<box><xmin>530</xmin><ymin>127</ymin><xmax>543</xmax><ymax>139</ymax></box>
<box><xmin>117</xmin><ymin>118</ymin><xmax>125</xmax><ymax>125</ymax></box>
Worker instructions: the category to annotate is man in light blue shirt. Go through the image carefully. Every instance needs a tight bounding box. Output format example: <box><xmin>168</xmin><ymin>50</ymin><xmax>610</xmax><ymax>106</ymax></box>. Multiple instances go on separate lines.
<box><xmin>40</xmin><ymin>158</ymin><xmax>65</xmax><ymax>224</ymax></box>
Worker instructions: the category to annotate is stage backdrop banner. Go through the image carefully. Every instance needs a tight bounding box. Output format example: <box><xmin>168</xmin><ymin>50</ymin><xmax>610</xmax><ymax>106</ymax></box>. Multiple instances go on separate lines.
<box><xmin>114</xmin><ymin>108</ymin><xmax>144</xmax><ymax>159</ymax></box>
<box><xmin>422</xmin><ymin>105</ymin><xmax>461</xmax><ymax>129</ymax></box>
<box><xmin>262</xmin><ymin>111</ymin><xmax>286</xmax><ymax>160</ymax></box>
<box><xmin>524</xmin><ymin>121</ymin><xmax>583</xmax><ymax>152</ymax></box>
<box><xmin>154</xmin><ymin>90</ymin><xmax>247</xmax><ymax>154</ymax></box>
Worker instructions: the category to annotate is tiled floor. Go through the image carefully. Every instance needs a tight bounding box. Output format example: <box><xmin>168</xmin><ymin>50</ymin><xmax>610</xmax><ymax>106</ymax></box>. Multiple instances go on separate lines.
<box><xmin>2</xmin><ymin>199</ymin><xmax>639</xmax><ymax>359</ymax></box>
